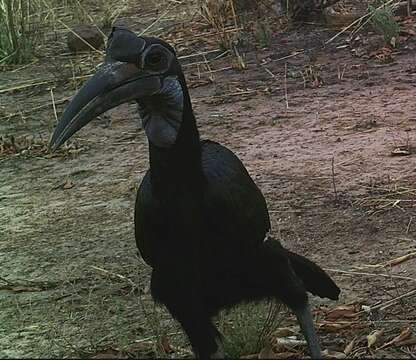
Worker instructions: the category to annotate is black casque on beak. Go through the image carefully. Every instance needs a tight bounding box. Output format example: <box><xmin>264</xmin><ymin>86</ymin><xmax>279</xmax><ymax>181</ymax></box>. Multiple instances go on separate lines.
<box><xmin>49</xmin><ymin>27</ymin><xmax>167</xmax><ymax>151</ymax></box>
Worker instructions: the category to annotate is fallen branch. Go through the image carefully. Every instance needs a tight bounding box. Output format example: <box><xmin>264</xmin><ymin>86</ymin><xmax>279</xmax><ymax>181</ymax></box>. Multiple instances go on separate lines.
<box><xmin>360</xmin><ymin>288</ymin><xmax>416</xmax><ymax>314</ymax></box>
<box><xmin>354</xmin><ymin>251</ymin><xmax>416</xmax><ymax>270</ymax></box>
<box><xmin>324</xmin><ymin>268</ymin><xmax>416</xmax><ymax>282</ymax></box>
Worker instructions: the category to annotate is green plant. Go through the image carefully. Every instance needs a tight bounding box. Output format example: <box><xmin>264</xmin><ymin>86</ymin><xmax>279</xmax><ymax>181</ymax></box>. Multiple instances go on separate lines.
<box><xmin>254</xmin><ymin>17</ymin><xmax>273</xmax><ymax>47</ymax></box>
<box><xmin>218</xmin><ymin>301</ymin><xmax>283</xmax><ymax>357</ymax></box>
<box><xmin>0</xmin><ymin>0</ymin><xmax>42</xmax><ymax>64</ymax></box>
<box><xmin>369</xmin><ymin>1</ymin><xmax>400</xmax><ymax>44</ymax></box>
<box><xmin>0</xmin><ymin>0</ymin><xmax>106</xmax><ymax>65</ymax></box>
<box><xmin>0</xmin><ymin>0</ymin><xmax>77</xmax><ymax>64</ymax></box>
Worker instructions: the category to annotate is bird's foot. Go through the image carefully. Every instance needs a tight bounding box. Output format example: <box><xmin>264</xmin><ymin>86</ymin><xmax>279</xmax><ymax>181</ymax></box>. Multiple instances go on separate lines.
<box><xmin>210</xmin><ymin>349</ymin><xmax>225</xmax><ymax>359</ymax></box>
<box><xmin>210</xmin><ymin>335</ymin><xmax>226</xmax><ymax>359</ymax></box>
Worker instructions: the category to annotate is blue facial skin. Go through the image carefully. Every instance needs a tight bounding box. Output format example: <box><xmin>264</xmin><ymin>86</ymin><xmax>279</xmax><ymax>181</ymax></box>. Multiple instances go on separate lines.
<box><xmin>138</xmin><ymin>76</ymin><xmax>184</xmax><ymax>148</ymax></box>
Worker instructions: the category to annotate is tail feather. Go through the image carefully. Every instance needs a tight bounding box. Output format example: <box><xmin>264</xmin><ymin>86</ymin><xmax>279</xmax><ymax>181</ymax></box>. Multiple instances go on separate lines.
<box><xmin>286</xmin><ymin>250</ymin><xmax>340</xmax><ymax>300</ymax></box>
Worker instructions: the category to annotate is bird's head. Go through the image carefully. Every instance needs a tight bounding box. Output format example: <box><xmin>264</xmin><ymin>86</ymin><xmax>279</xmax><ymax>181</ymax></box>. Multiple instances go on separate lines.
<box><xmin>50</xmin><ymin>27</ymin><xmax>188</xmax><ymax>151</ymax></box>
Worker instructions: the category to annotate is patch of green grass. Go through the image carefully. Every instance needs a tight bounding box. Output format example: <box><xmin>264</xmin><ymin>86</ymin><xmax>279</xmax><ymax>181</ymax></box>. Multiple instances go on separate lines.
<box><xmin>0</xmin><ymin>0</ymin><xmax>121</xmax><ymax>65</ymax></box>
<box><xmin>218</xmin><ymin>300</ymin><xmax>283</xmax><ymax>358</ymax></box>
<box><xmin>0</xmin><ymin>0</ymin><xmax>41</xmax><ymax>64</ymax></box>
<box><xmin>0</xmin><ymin>0</ymin><xmax>76</xmax><ymax>65</ymax></box>
<box><xmin>254</xmin><ymin>17</ymin><xmax>273</xmax><ymax>48</ymax></box>
<box><xmin>368</xmin><ymin>1</ymin><xmax>401</xmax><ymax>45</ymax></box>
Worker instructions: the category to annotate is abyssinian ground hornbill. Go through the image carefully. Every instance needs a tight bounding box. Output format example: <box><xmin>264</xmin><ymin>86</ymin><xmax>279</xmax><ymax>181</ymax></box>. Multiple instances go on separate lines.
<box><xmin>50</xmin><ymin>27</ymin><xmax>340</xmax><ymax>359</ymax></box>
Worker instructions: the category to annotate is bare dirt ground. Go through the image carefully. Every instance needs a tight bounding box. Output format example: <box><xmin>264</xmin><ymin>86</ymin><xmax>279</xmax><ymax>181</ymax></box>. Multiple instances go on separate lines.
<box><xmin>1</xmin><ymin>0</ymin><xmax>416</xmax><ymax>358</ymax></box>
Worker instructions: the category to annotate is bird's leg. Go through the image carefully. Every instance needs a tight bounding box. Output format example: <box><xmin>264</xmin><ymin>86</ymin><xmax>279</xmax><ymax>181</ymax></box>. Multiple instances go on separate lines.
<box><xmin>210</xmin><ymin>336</ymin><xmax>225</xmax><ymax>359</ymax></box>
<box><xmin>151</xmin><ymin>270</ymin><xmax>222</xmax><ymax>359</ymax></box>
<box><xmin>249</xmin><ymin>240</ymin><xmax>323</xmax><ymax>359</ymax></box>
<box><xmin>293</xmin><ymin>302</ymin><xmax>322</xmax><ymax>359</ymax></box>
<box><xmin>174</xmin><ymin>315</ymin><xmax>224</xmax><ymax>359</ymax></box>
<box><xmin>205</xmin><ymin>325</ymin><xmax>225</xmax><ymax>359</ymax></box>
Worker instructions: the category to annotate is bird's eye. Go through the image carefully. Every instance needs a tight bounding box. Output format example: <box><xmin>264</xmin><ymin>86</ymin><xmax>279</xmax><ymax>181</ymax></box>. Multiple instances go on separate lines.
<box><xmin>145</xmin><ymin>51</ymin><xmax>163</xmax><ymax>67</ymax></box>
<box><xmin>141</xmin><ymin>44</ymin><xmax>172</xmax><ymax>72</ymax></box>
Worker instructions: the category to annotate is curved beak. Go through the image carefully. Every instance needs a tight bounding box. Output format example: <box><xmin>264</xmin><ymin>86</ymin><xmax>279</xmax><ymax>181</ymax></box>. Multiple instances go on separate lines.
<box><xmin>49</xmin><ymin>61</ymin><xmax>161</xmax><ymax>151</ymax></box>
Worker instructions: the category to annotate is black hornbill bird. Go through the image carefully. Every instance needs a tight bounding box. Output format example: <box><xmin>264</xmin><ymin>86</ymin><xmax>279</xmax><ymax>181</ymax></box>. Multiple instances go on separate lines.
<box><xmin>50</xmin><ymin>27</ymin><xmax>340</xmax><ymax>359</ymax></box>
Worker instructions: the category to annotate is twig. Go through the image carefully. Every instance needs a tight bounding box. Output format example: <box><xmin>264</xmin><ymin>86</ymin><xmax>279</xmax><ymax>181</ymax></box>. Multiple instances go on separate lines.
<box><xmin>41</xmin><ymin>0</ymin><xmax>104</xmax><ymax>55</ymax></box>
<box><xmin>90</xmin><ymin>265</ymin><xmax>136</xmax><ymax>287</ymax></box>
<box><xmin>284</xmin><ymin>62</ymin><xmax>289</xmax><ymax>109</ymax></box>
<box><xmin>0</xmin><ymin>79</ymin><xmax>54</xmax><ymax>94</ymax></box>
<box><xmin>349</xmin><ymin>0</ymin><xmax>399</xmax><ymax>39</ymax></box>
<box><xmin>354</xmin><ymin>251</ymin><xmax>416</xmax><ymax>270</ymax></box>
<box><xmin>134</xmin><ymin>331</ymin><xmax>183</xmax><ymax>344</ymax></box>
<box><xmin>72</xmin><ymin>0</ymin><xmax>107</xmax><ymax>39</ymax></box>
<box><xmin>324</xmin><ymin>268</ymin><xmax>416</xmax><ymax>282</ymax></box>
<box><xmin>229</xmin><ymin>0</ymin><xmax>239</xmax><ymax>30</ymax></box>
<box><xmin>406</xmin><ymin>217</ymin><xmax>413</xmax><ymax>234</ymax></box>
<box><xmin>172</xmin><ymin>27</ymin><xmax>243</xmax><ymax>42</ymax></box>
<box><xmin>273</xmin><ymin>50</ymin><xmax>305</xmax><ymax>63</ymax></box>
<box><xmin>325</xmin><ymin>0</ymin><xmax>397</xmax><ymax>46</ymax></box>
<box><xmin>178</xmin><ymin>48</ymin><xmax>223</xmax><ymax>60</ymax></box>
<box><xmin>0</xmin><ymin>97</ymin><xmax>71</xmax><ymax>121</ymax></box>
<box><xmin>192</xmin><ymin>89</ymin><xmax>256</xmax><ymax>103</ymax></box>
<box><xmin>324</xmin><ymin>13</ymin><xmax>368</xmax><ymax>45</ymax></box>
<box><xmin>331</xmin><ymin>156</ymin><xmax>338</xmax><ymax>202</ymax></box>
<box><xmin>139</xmin><ymin>2</ymin><xmax>180</xmax><ymax>36</ymax></box>
<box><xmin>326</xmin><ymin>319</ymin><xmax>416</xmax><ymax>325</ymax></box>
<box><xmin>202</xmin><ymin>52</ymin><xmax>215</xmax><ymax>82</ymax></box>
<box><xmin>50</xmin><ymin>88</ymin><xmax>58</xmax><ymax>123</ymax></box>
<box><xmin>263</xmin><ymin>67</ymin><xmax>278</xmax><ymax>79</ymax></box>
<box><xmin>361</xmin><ymin>288</ymin><xmax>416</xmax><ymax>313</ymax></box>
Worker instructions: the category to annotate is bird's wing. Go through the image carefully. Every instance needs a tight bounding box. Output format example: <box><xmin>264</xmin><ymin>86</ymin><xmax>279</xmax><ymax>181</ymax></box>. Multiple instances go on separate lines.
<box><xmin>134</xmin><ymin>171</ymin><xmax>154</xmax><ymax>266</ymax></box>
<box><xmin>201</xmin><ymin>140</ymin><xmax>271</xmax><ymax>253</ymax></box>
<box><xmin>135</xmin><ymin>141</ymin><xmax>271</xmax><ymax>265</ymax></box>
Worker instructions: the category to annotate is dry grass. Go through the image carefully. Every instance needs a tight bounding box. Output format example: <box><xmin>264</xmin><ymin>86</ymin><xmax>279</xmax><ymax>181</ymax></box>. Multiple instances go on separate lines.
<box><xmin>198</xmin><ymin>0</ymin><xmax>239</xmax><ymax>49</ymax></box>
<box><xmin>354</xmin><ymin>183</ymin><xmax>416</xmax><ymax>216</ymax></box>
<box><xmin>197</xmin><ymin>0</ymin><xmax>248</xmax><ymax>70</ymax></box>
<box><xmin>2</xmin><ymin>0</ymin><xmax>416</xmax><ymax>358</ymax></box>
<box><xmin>368</xmin><ymin>0</ymin><xmax>401</xmax><ymax>44</ymax></box>
<box><xmin>0</xmin><ymin>133</ymin><xmax>85</xmax><ymax>158</ymax></box>
<box><xmin>0</xmin><ymin>2</ymin><xmax>284</xmax><ymax>356</ymax></box>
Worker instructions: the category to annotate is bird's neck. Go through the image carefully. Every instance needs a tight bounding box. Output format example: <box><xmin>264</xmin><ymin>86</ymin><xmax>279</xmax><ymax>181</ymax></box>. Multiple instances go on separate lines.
<box><xmin>148</xmin><ymin>101</ymin><xmax>203</xmax><ymax>195</ymax></box>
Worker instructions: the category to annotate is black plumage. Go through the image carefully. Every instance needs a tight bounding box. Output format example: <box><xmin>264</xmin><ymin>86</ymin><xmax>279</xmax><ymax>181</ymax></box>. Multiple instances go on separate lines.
<box><xmin>50</xmin><ymin>27</ymin><xmax>340</xmax><ymax>359</ymax></box>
